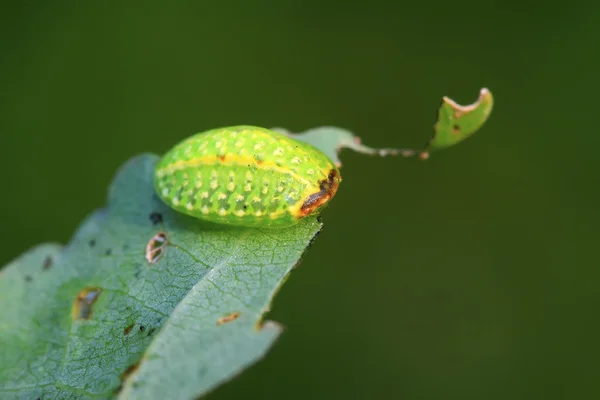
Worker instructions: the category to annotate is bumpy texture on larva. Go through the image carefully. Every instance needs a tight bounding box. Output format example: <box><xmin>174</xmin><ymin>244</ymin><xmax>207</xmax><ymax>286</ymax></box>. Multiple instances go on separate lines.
<box><xmin>154</xmin><ymin>126</ymin><xmax>342</xmax><ymax>228</ymax></box>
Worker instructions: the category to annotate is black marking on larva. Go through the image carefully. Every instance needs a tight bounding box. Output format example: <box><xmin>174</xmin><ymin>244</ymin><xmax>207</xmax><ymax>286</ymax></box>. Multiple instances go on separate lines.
<box><xmin>149</xmin><ymin>212</ymin><xmax>163</xmax><ymax>225</ymax></box>
<box><xmin>43</xmin><ymin>256</ymin><xmax>53</xmax><ymax>270</ymax></box>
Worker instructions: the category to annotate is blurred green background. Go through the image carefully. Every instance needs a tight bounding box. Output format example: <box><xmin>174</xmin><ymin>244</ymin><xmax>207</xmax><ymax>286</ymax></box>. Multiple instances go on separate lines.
<box><xmin>2</xmin><ymin>1</ymin><xmax>598</xmax><ymax>399</ymax></box>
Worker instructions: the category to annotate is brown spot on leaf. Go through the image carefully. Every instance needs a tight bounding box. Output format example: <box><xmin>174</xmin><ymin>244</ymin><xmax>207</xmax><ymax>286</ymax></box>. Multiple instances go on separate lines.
<box><xmin>72</xmin><ymin>287</ymin><xmax>103</xmax><ymax>320</ymax></box>
<box><xmin>217</xmin><ymin>311</ymin><xmax>241</xmax><ymax>325</ymax></box>
<box><xmin>452</xmin><ymin>124</ymin><xmax>461</xmax><ymax>134</ymax></box>
<box><xmin>123</xmin><ymin>323</ymin><xmax>135</xmax><ymax>336</ymax></box>
<box><xmin>145</xmin><ymin>232</ymin><xmax>168</xmax><ymax>264</ymax></box>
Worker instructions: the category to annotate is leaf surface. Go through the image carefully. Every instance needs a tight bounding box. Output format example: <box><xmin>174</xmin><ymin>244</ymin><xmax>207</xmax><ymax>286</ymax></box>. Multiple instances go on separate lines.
<box><xmin>0</xmin><ymin>154</ymin><xmax>321</xmax><ymax>400</ymax></box>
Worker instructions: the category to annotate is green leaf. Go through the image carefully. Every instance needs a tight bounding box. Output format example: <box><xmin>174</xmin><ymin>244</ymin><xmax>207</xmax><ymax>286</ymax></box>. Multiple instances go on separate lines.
<box><xmin>0</xmin><ymin>154</ymin><xmax>321</xmax><ymax>400</ymax></box>
<box><xmin>423</xmin><ymin>88</ymin><xmax>494</xmax><ymax>157</ymax></box>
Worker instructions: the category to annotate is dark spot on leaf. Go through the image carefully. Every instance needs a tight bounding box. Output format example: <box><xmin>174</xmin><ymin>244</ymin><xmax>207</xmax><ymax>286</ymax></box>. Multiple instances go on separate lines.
<box><xmin>89</xmin><ymin>239</ymin><xmax>96</xmax><ymax>247</ymax></box>
<box><xmin>149</xmin><ymin>212</ymin><xmax>163</xmax><ymax>225</ymax></box>
<box><xmin>145</xmin><ymin>232</ymin><xmax>168</xmax><ymax>264</ymax></box>
<box><xmin>42</xmin><ymin>256</ymin><xmax>53</xmax><ymax>270</ymax></box>
<box><xmin>72</xmin><ymin>287</ymin><xmax>103</xmax><ymax>320</ymax></box>
<box><xmin>243</xmin><ymin>204</ymin><xmax>248</xmax><ymax>210</ymax></box>
<box><xmin>122</xmin><ymin>243</ymin><xmax>129</xmax><ymax>251</ymax></box>
<box><xmin>219</xmin><ymin>154</ymin><xmax>226</xmax><ymax>161</ymax></box>
<box><xmin>147</xmin><ymin>327</ymin><xmax>156</xmax><ymax>337</ymax></box>
<box><xmin>24</xmin><ymin>275</ymin><xmax>32</xmax><ymax>282</ymax></box>
<box><xmin>139</xmin><ymin>325</ymin><xmax>146</xmax><ymax>332</ymax></box>
<box><xmin>105</xmin><ymin>249</ymin><xmax>112</xmax><ymax>256</ymax></box>
<box><xmin>217</xmin><ymin>311</ymin><xmax>241</xmax><ymax>325</ymax></box>
<box><xmin>123</xmin><ymin>323</ymin><xmax>135</xmax><ymax>336</ymax></box>
<box><xmin>452</xmin><ymin>124</ymin><xmax>461</xmax><ymax>134</ymax></box>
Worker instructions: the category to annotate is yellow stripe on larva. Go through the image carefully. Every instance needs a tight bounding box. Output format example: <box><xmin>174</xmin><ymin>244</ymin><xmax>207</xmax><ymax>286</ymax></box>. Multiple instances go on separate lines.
<box><xmin>157</xmin><ymin>155</ymin><xmax>313</xmax><ymax>187</ymax></box>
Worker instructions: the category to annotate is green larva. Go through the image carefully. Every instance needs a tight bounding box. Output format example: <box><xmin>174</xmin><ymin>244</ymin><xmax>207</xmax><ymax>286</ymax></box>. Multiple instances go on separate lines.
<box><xmin>154</xmin><ymin>126</ymin><xmax>342</xmax><ymax>228</ymax></box>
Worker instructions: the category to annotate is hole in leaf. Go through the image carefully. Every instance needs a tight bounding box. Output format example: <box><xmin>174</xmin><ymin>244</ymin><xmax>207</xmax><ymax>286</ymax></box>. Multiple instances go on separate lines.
<box><xmin>145</xmin><ymin>232</ymin><xmax>168</xmax><ymax>264</ymax></box>
<box><xmin>217</xmin><ymin>311</ymin><xmax>241</xmax><ymax>325</ymax></box>
<box><xmin>72</xmin><ymin>287</ymin><xmax>103</xmax><ymax>320</ymax></box>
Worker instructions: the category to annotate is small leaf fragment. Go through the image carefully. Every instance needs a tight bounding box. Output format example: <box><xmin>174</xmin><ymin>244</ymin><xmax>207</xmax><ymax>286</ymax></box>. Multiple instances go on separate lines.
<box><xmin>423</xmin><ymin>88</ymin><xmax>493</xmax><ymax>156</ymax></box>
